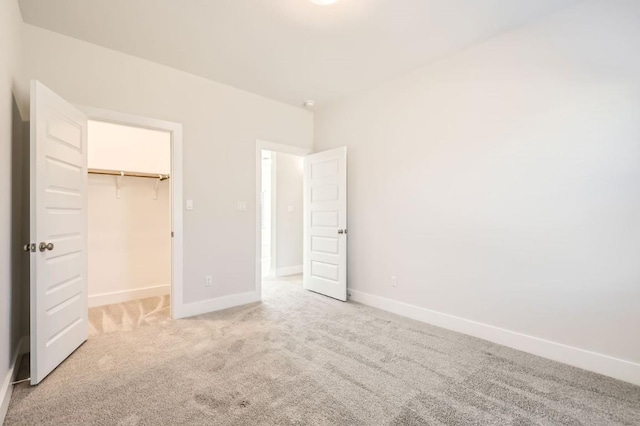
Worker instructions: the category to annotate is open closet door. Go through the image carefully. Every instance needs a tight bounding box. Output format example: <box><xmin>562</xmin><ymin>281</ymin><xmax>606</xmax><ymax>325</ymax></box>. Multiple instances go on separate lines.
<box><xmin>303</xmin><ymin>147</ymin><xmax>347</xmax><ymax>301</ymax></box>
<box><xmin>29</xmin><ymin>80</ymin><xmax>88</xmax><ymax>385</ymax></box>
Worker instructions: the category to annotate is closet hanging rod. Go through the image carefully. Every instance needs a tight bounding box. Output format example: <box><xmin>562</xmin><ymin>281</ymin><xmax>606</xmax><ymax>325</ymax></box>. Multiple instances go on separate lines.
<box><xmin>88</xmin><ymin>168</ymin><xmax>170</xmax><ymax>181</ymax></box>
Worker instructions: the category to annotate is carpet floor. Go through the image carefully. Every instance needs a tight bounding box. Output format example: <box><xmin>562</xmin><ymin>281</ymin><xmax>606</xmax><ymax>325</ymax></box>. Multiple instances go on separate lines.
<box><xmin>88</xmin><ymin>294</ymin><xmax>171</xmax><ymax>337</ymax></box>
<box><xmin>5</xmin><ymin>276</ymin><xmax>640</xmax><ymax>425</ymax></box>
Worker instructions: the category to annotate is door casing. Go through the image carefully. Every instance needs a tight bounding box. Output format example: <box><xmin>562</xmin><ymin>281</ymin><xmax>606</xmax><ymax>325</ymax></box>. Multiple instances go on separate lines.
<box><xmin>79</xmin><ymin>106</ymin><xmax>185</xmax><ymax>319</ymax></box>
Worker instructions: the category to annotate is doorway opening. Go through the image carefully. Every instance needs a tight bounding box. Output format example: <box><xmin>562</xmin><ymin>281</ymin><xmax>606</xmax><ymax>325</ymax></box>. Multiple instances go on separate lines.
<box><xmin>255</xmin><ymin>141</ymin><xmax>311</xmax><ymax>297</ymax></box>
<box><xmin>255</xmin><ymin>140</ymin><xmax>348</xmax><ymax>302</ymax></box>
<box><xmin>86</xmin><ymin>120</ymin><xmax>172</xmax><ymax>335</ymax></box>
<box><xmin>82</xmin><ymin>106</ymin><xmax>184</xmax><ymax>321</ymax></box>
<box><xmin>260</xmin><ymin>149</ymin><xmax>305</xmax><ymax>288</ymax></box>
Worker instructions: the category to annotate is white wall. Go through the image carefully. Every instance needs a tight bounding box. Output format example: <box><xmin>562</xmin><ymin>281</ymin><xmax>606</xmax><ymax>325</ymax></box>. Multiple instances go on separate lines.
<box><xmin>275</xmin><ymin>152</ymin><xmax>303</xmax><ymax>274</ymax></box>
<box><xmin>0</xmin><ymin>0</ymin><xmax>26</xmax><ymax>420</ymax></box>
<box><xmin>315</xmin><ymin>0</ymin><xmax>640</xmax><ymax>383</ymax></box>
<box><xmin>88</xmin><ymin>120</ymin><xmax>171</xmax><ymax>175</ymax></box>
<box><xmin>87</xmin><ymin>121</ymin><xmax>171</xmax><ymax>306</ymax></box>
<box><xmin>88</xmin><ymin>175</ymin><xmax>171</xmax><ymax>306</ymax></box>
<box><xmin>21</xmin><ymin>24</ymin><xmax>314</xmax><ymax>309</ymax></box>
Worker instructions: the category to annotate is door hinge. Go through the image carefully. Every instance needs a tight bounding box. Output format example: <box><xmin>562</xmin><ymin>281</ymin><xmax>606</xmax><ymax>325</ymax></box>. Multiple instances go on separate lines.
<box><xmin>171</xmin><ymin>231</ymin><xmax>174</xmax><ymax>238</ymax></box>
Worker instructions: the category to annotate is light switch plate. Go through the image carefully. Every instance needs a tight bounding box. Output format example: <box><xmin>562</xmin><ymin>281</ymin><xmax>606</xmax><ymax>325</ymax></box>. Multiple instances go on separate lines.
<box><xmin>186</xmin><ymin>200</ymin><xmax>194</xmax><ymax>210</ymax></box>
<box><xmin>237</xmin><ymin>201</ymin><xmax>247</xmax><ymax>211</ymax></box>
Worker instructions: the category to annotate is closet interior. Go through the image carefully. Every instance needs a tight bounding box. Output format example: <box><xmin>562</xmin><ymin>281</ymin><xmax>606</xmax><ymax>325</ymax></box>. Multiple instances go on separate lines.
<box><xmin>86</xmin><ymin>120</ymin><xmax>172</xmax><ymax>315</ymax></box>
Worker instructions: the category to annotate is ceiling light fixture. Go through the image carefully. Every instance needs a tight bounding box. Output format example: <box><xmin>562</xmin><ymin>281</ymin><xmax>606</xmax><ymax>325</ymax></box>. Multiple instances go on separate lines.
<box><xmin>303</xmin><ymin>100</ymin><xmax>316</xmax><ymax>108</ymax></box>
<box><xmin>309</xmin><ymin>0</ymin><xmax>338</xmax><ymax>5</ymax></box>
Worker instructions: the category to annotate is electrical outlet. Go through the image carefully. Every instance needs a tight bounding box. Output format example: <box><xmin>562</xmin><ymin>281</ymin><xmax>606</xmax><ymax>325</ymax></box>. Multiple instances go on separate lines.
<box><xmin>205</xmin><ymin>275</ymin><xmax>213</xmax><ymax>287</ymax></box>
<box><xmin>390</xmin><ymin>276</ymin><xmax>397</xmax><ymax>288</ymax></box>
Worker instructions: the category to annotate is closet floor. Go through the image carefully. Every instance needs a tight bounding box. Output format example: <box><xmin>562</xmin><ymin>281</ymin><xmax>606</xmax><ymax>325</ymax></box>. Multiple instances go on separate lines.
<box><xmin>88</xmin><ymin>294</ymin><xmax>170</xmax><ymax>337</ymax></box>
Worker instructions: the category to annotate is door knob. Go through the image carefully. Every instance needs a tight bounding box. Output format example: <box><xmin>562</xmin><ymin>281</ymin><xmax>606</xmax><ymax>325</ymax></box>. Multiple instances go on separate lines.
<box><xmin>338</xmin><ymin>229</ymin><xmax>344</xmax><ymax>234</ymax></box>
<box><xmin>39</xmin><ymin>242</ymin><xmax>54</xmax><ymax>252</ymax></box>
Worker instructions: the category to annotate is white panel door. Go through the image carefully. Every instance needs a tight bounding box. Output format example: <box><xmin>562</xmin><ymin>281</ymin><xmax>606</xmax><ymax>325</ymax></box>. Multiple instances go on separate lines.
<box><xmin>303</xmin><ymin>147</ymin><xmax>347</xmax><ymax>301</ymax></box>
<box><xmin>30</xmin><ymin>80</ymin><xmax>88</xmax><ymax>385</ymax></box>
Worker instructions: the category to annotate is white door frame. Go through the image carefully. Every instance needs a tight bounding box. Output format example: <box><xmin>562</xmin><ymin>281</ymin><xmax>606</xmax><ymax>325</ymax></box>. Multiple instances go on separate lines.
<box><xmin>79</xmin><ymin>106</ymin><xmax>184</xmax><ymax>319</ymax></box>
<box><xmin>255</xmin><ymin>140</ymin><xmax>312</xmax><ymax>297</ymax></box>
<box><xmin>260</xmin><ymin>150</ymin><xmax>277</xmax><ymax>277</ymax></box>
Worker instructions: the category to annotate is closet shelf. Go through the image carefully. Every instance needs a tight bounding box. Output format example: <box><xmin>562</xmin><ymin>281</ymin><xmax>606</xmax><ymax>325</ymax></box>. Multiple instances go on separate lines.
<box><xmin>88</xmin><ymin>168</ymin><xmax>170</xmax><ymax>181</ymax></box>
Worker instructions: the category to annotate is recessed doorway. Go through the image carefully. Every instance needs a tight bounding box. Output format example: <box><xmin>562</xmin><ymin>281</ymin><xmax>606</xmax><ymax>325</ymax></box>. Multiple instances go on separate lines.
<box><xmin>255</xmin><ymin>141</ymin><xmax>311</xmax><ymax>298</ymax></box>
<box><xmin>260</xmin><ymin>149</ymin><xmax>305</xmax><ymax>285</ymax></box>
<box><xmin>82</xmin><ymin>106</ymin><xmax>184</xmax><ymax>321</ymax></box>
<box><xmin>255</xmin><ymin>140</ymin><xmax>348</xmax><ymax>302</ymax></box>
<box><xmin>86</xmin><ymin>120</ymin><xmax>172</xmax><ymax>335</ymax></box>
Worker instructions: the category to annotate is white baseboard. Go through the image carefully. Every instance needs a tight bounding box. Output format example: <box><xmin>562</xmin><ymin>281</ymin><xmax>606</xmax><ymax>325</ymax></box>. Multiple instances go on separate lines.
<box><xmin>349</xmin><ymin>289</ymin><xmax>640</xmax><ymax>386</ymax></box>
<box><xmin>276</xmin><ymin>265</ymin><xmax>302</xmax><ymax>277</ymax></box>
<box><xmin>174</xmin><ymin>291</ymin><xmax>261</xmax><ymax>319</ymax></box>
<box><xmin>88</xmin><ymin>284</ymin><xmax>170</xmax><ymax>308</ymax></box>
<box><xmin>1</xmin><ymin>336</ymin><xmax>29</xmax><ymax>424</ymax></box>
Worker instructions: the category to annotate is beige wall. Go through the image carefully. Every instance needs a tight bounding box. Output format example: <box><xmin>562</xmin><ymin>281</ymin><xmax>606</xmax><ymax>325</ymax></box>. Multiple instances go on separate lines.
<box><xmin>21</xmin><ymin>24</ymin><xmax>314</xmax><ymax>306</ymax></box>
<box><xmin>88</xmin><ymin>175</ymin><xmax>171</xmax><ymax>304</ymax></box>
<box><xmin>88</xmin><ymin>120</ymin><xmax>171</xmax><ymax>175</ymax></box>
<box><xmin>315</xmin><ymin>0</ymin><xmax>640</xmax><ymax>378</ymax></box>
<box><xmin>87</xmin><ymin>121</ymin><xmax>171</xmax><ymax>305</ymax></box>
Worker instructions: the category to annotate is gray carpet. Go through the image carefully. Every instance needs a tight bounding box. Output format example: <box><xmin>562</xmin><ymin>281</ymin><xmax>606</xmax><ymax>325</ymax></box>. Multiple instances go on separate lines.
<box><xmin>5</xmin><ymin>276</ymin><xmax>640</xmax><ymax>425</ymax></box>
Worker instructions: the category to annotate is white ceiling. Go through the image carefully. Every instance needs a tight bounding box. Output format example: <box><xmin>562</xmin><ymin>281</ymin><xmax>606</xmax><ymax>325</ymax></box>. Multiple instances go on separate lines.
<box><xmin>18</xmin><ymin>0</ymin><xmax>582</xmax><ymax>108</ymax></box>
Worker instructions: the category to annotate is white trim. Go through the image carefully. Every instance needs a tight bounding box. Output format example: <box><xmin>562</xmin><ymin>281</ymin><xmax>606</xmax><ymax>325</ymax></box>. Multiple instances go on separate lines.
<box><xmin>88</xmin><ymin>284</ymin><xmax>170</xmax><ymax>308</ymax></box>
<box><xmin>78</xmin><ymin>106</ymin><xmax>184</xmax><ymax>320</ymax></box>
<box><xmin>276</xmin><ymin>265</ymin><xmax>303</xmax><ymax>277</ymax></box>
<box><xmin>1</xmin><ymin>337</ymin><xmax>29</xmax><ymax>424</ymax></box>
<box><xmin>177</xmin><ymin>291</ymin><xmax>261</xmax><ymax>318</ymax></box>
<box><xmin>270</xmin><ymin>154</ymin><xmax>277</xmax><ymax>275</ymax></box>
<box><xmin>349</xmin><ymin>289</ymin><xmax>640</xmax><ymax>386</ymax></box>
<box><xmin>255</xmin><ymin>140</ymin><xmax>312</xmax><ymax>300</ymax></box>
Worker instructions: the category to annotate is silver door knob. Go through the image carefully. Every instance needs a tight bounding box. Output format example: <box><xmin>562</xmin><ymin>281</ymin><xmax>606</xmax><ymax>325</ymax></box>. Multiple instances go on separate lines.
<box><xmin>338</xmin><ymin>229</ymin><xmax>344</xmax><ymax>234</ymax></box>
<box><xmin>39</xmin><ymin>242</ymin><xmax>54</xmax><ymax>252</ymax></box>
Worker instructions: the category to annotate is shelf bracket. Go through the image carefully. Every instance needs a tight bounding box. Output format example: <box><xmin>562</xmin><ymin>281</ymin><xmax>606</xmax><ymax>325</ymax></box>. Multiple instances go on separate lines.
<box><xmin>153</xmin><ymin>175</ymin><xmax>161</xmax><ymax>200</ymax></box>
<box><xmin>116</xmin><ymin>171</ymin><xmax>124</xmax><ymax>199</ymax></box>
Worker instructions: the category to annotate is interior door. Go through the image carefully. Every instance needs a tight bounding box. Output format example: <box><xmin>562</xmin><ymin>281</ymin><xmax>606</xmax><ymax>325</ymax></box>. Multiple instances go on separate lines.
<box><xmin>303</xmin><ymin>147</ymin><xmax>347</xmax><ymax>301</ymax></box>
<box><xmin>30</xmin><ymin>80</ymin><xmax>88</xmax><ymax>385</ymax></box>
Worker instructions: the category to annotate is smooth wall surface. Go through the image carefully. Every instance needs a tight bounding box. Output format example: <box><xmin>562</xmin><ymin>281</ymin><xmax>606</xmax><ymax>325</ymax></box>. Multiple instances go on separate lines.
<box><xmin>0</xmin><ymin>0</ymin><xmax>26</xmax><ymax>416</ymax></box>
<box><xmin>21</xmin><ymin>24</ymin><xmax>314</xmax><ymax>305</ymax></box>
<box><xmin>315</xmin><ymin>0</ymin><xmax>640</xmax><ymax>368</ymax></box>
<box><xmin>88</xmin><ymin>120</ymin><xmax>171</xmax><ymax>175</ymax></box>
<box><xmin>87</xmin><ymin>121</ymin><xmax>171</xmax><ymax>305</ymax></box>
<box><xmin>88</xmin><ymin>175</ymin><xmax>171</xmax><ymax>304</ymax></box>
<box><xmin>275</xmin><ymin>152</ymin><xmax>303</xmax><ymax>272</ymax></box>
